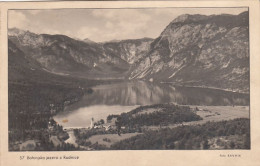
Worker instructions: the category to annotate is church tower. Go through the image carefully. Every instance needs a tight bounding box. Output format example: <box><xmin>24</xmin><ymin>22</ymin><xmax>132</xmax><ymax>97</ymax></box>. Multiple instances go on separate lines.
<box><xmin>90</xmin><ymin>117</ymin><xmax>94</xmax><ymax>128</ymax></box>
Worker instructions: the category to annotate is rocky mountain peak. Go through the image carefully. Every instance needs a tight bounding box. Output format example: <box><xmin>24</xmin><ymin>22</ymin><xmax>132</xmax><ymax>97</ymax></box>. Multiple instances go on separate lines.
<box><xmin>8</xmin><ymin>11</ymin><xmax>249</xmax><ymax>92</ymax></box>
<box><xmin>129</xmin><ymin>11</ymin><xmax>249</xmax><ymax>93</ymax></box>
<box><xmin>171</xmin><ymin>14</ymin><xmax>209</xmax><ymax>24</ymax></box>
<box><xmin>82</xmin><ymin>38</ymin><xmax>96</xmax><ymax>44</ymax></box>
<box><xmin>8</xmin><ymin>27</ymin><xmax>26</xmax><ymax>36</ymax></box>
<box><xmin>8</xmin><ymin>28</ymin><xmax>152</xmax><ymax>78</ymax></box>
<box><xmin>8</xmin><ymin>27</ymin><xmax>36</xmax><ymax>37</ymax></box>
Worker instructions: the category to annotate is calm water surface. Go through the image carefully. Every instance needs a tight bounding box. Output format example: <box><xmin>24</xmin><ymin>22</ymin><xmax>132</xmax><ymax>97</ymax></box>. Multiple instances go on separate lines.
<box><xmin>54</xmin><ymin>81</ymin><xmax>249</xmax><ymax>128</ymax></box>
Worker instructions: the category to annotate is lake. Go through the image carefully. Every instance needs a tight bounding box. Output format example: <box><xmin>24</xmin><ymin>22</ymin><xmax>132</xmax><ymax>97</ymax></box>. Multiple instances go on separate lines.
<box><xmin>53</xmin><ymin>81</ymin><xmax>249</xmax><ymax>128</ymax></box>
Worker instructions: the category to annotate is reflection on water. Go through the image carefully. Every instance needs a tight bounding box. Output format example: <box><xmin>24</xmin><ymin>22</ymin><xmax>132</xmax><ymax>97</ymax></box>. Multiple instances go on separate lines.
<box><xmin>69</xmin><ymin>81</ymin><xmax>249</xmax><ymax>108</ymax></box>
<box><xmin>54</xmin><ymin>81</ymin><xmax>249</xmax><ymax>128</ymax></box>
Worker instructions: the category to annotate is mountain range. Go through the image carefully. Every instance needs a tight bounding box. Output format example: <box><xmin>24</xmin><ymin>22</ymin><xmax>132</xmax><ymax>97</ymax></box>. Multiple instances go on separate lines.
<box><xmin>8</xmin><ymin>11</ymin><xmax>249</xmax><ymax>92</ymax></box>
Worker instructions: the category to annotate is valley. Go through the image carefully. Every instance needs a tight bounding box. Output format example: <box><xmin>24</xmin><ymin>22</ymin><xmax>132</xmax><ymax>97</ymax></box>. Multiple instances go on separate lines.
<box><xmin>8</xmin><ymin>11</ymin><xmax>250</xmax><ymax>151</ymax></box>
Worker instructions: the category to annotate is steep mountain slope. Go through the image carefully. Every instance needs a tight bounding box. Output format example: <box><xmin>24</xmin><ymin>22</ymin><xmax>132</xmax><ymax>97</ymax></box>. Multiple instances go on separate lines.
<box><xmin>129</xmin><ymin>11</ymin><xmax>249</xmax><ymax>92</ymax></box>
<box><xmin>8</xmin><ymin>28</ymin><xmax>152</xmax><ymax>79</ymax></box>
<box><xmin>8</xmin><ymin>39</ymin><xmax>95</xmax><ymax>85</ymax></box>
<box><xmin>8</xmin><ymin>11</ymin><xmax>249</xmax><ymax>92</ymax></box>
<box><xmin>8</xmin><ymin>28</ymin><xmax>126</xmax><ymax>78</ymax></box>
<box><xmin>82</xmin><ymin>38</ymin><xmax>97</xmax><ymax>45</ymax></box>
<box><xmin>101</xmin><ymin>38</ymin><xmax>153</xmax><ymax>64</ymax></box>
<box><xmin>8</xmin><ymin>39</ymin><xmax>44</xmax><ymax>82</ymax></box>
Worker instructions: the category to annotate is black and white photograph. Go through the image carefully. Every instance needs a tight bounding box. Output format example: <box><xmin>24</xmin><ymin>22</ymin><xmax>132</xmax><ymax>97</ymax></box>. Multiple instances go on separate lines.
<box><xmin>8</xmin><ymin>7</ymin><xmax>250</xmax><ymax>151</ymax></box>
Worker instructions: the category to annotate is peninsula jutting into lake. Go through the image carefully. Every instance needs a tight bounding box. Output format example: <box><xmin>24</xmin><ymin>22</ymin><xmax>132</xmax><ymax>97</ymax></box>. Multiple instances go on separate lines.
<box><xmin>8</xmin><ymin>8</ymin><xmax>249</xmax><ymax>151</ymax></box>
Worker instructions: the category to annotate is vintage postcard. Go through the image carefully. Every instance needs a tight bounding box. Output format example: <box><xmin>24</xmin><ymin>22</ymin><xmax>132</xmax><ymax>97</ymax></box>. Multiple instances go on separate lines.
<box><xmin>0</xmin><ymin>0</ymin><xmax>260</xmax><ymax>166</ymax></box>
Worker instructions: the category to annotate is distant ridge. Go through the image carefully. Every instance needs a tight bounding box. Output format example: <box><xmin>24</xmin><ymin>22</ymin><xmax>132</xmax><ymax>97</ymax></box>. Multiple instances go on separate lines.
<box><xmin>8</xmin><ymin>11</ymin><xmax>249</xmax><ymax>92</ymax></box>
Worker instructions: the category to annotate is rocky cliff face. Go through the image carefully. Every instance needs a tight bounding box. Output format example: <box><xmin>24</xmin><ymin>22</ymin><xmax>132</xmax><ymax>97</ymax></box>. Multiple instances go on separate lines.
<box><xmin>8</xmin><ymin>11</ymin><xmax>249</xmax><ymax>92</ymax></box>
<box><xmin>8</xmin><ymin>28</ymin><xmax>152</xmax><ymax>78</ymax></box>
<box><xmin>102</xmin><ymin>38</ymin><xmax>153</xmax><ymax>64</ymax></box>
<box><xmin>129</xmin><ymin>11</ymin><xmax>249</xmax><ymax>92</ymax></box>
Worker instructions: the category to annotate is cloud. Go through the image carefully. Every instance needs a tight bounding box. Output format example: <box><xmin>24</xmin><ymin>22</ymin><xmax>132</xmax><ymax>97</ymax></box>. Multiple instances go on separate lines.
<box><xmin>105</xmin><ymin>22</ymin><xmax>114</xmax><ymax>29</ymax></box>
<box><xmin>8</xmin><ymin>10</ymin><xmax>29</xmax><ymax>28</ymax></box>
<box><xmin>87</xmin><ymin>9</ymin><xmax>152</xmax><ymax>41</ymax></box>
<box><xmin>8</xmin><ymin>8</ymin><xmax>248</xmax><ymax>42</ymax></box>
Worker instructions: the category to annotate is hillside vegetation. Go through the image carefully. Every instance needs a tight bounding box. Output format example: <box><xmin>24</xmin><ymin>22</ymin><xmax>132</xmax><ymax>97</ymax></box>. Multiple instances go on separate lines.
<box><xmin>107</xmin><ymin>104</ymin><xmax>202</xmax><ymax>127</ymax></box>
<box><xmin>111</xmin><ymin>118</ymin><xmax>250</xmax><ymax>150</ymax></box>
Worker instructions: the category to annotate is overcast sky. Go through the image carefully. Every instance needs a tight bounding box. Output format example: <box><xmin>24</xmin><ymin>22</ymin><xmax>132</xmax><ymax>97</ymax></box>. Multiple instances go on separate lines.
<box><xmin>9</xmin><ymin>8</ymin><xmax>248</xmax><ymax>42</ymax></box>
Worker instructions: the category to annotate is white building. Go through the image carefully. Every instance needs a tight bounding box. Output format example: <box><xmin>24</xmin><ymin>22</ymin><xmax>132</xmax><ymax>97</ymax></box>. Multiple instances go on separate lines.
<box><xmin>90</xmin><ymin>118</ymin><xmax>94</xmax><ymax>128</ymax></box>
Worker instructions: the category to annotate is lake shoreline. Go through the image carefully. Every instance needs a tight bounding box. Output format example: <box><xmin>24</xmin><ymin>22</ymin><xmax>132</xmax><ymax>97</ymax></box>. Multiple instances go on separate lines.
<box><xmin>50</xmin><ymin>80</ymin><xmax>250</xmax><ymax>151</ymax></box>
<box><xmin>65</xmin><ymin>103</ymin><xmax>249</xmax><ymax>150</ymax></box>
<box><xmin>160</xmin><ymin>81</ymin><xmax>249</xmax><ymax>94</ymax></box>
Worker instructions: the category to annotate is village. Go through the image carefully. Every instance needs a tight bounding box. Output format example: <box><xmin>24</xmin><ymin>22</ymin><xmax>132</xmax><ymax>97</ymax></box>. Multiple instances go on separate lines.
<box><xmin>9</xmin><ymin>100</ymin><xmax>249</xmax><ymax>151</ymax></box>
<box><xmin>60</xmin><ymin>103</ymin><xmax>249</xmax><ymax>150</ymax></box>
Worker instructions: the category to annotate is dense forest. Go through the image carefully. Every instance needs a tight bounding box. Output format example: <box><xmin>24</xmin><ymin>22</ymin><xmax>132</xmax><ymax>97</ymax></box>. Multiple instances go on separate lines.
<box><xmin>9</xmin><ymin>84</ymin><xmax>84</xmax><ymax>129</ymax></box>
<box><xmin>108</xmin><ymin>104</ymin><xmax>202</xmax><ymax>127</ymax></box>
<box><xmin>8</xmin><ymin>41</ymin><xmax>121</xmax><ymax>150</ymax></box>
<box><xmin>9</xmin><ymin>78</ymin><xmax>111</xmax><ymax>151</ymax></box>
<box><xmin>110</xmin><ymin>118</ymin><xmax>250</xmax><ymax>150</ymax></box>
